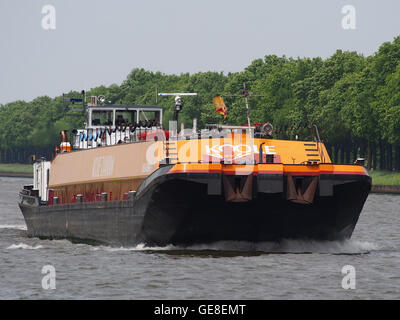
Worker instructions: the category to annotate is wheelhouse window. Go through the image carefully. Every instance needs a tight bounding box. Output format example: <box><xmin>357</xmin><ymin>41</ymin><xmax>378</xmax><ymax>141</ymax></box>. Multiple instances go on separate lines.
<box><xmin>139</xmin><ymin>110</ymin><xmax>161</xmax><ymax>125</ymax></box>
<box><xmin>115</xmin><ymin>110</ymin><xmax>136</xmax><ymax>126</ymax></box>
<box><xmin>91</xmin><ymin>110</ymin><xmax>113</xmax><ymax>126</ymax></box>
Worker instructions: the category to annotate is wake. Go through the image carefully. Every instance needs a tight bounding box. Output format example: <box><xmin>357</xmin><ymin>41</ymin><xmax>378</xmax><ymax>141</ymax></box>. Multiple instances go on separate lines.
<box><xmin>6</xmin><ymin>243</ymin><xmax>43</xmax><ymax>250</ymax></box>
<box><xmin>0</xmin><ymin>224</ymin><xmax>27</xmax><ymax>231</ymax></box>
<box><xmin>92</xmin><ymin>239</ymin><xmax>379</xmax><ymax>255</ymax></box>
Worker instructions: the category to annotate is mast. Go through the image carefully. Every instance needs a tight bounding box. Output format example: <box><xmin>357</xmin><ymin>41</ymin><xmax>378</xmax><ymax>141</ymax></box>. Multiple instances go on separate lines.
<box><xmin>223</xmin><ymin>83</ymin><xmax>266</xmax><ymax>128</ymax></box>
<box><xmin>223</xmin><ymin>83</ymin><xmax>267</xmax><ymax>163</ymax></box>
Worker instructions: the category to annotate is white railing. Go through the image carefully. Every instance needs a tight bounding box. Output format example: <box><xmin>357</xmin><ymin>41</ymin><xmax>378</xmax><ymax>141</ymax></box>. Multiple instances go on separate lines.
<box><xmin>72</xmin><ymin>126</ymin><xmax>164</xmax><ymax>149</ymax></box>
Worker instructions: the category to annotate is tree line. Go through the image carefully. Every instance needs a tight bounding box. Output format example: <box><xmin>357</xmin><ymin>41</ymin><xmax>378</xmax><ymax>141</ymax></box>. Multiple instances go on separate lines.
<box><xmin>1</xmin><ymin>36</ymin><xmax>400</xmax><ymax>171</ymax></box>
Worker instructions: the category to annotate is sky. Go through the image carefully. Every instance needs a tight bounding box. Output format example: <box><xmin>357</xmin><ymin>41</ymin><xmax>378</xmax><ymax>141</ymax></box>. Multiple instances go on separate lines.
<box><xmin>0</xmin><ymin>0</ymin><xmax>399</xmax><ymax>104</ymax></box>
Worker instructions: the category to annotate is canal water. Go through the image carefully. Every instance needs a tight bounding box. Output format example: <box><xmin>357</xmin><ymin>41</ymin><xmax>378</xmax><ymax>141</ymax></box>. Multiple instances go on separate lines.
<box><xmin>0</xmin><ymin>176</ymin><xmax>399</xmax><ymax>299</ymax></box>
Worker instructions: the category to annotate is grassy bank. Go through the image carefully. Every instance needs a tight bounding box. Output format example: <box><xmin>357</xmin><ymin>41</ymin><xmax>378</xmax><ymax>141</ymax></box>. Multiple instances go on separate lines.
<box><xmin>0</xmin><ymin>163</ymin><xmax>32</xmax><ymax>174</ymax></box>
<box><xmin>368</xmin><ymin>170</ymin><xmax>400</xmax><ymax>186</ymax></box>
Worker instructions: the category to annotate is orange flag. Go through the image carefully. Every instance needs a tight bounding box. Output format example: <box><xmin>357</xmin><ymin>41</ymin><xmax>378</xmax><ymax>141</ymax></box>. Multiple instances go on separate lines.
<box><xmin>213</xmin><ymin>96</ymin><xmax>227</xmax><ymax>119</ymax></box>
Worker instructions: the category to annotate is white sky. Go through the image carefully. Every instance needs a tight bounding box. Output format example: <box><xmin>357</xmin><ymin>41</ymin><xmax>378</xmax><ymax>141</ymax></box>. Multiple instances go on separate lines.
<box><xmin>1</xmin><ymin>0</ymin><xmax>399</xmax><ymax>104</ymax></box>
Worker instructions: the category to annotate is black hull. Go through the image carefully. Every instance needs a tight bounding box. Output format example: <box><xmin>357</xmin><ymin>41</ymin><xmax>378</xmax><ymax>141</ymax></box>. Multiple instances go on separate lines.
<box><xmin>19</xmin><ymin>166</ymin><xmax>371</xmax><ymax>247</ymax></box>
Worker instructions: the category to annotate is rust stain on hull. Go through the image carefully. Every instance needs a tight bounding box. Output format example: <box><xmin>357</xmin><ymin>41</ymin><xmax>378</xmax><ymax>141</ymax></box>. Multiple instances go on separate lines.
<box><xmin>52</xmin><ymin>178</ymin><xmax>145</xmax><ymax>203</ymax></box>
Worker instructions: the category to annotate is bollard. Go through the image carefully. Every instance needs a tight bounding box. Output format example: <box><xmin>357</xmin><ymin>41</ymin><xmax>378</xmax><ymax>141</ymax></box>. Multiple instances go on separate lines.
<box><xmin>53</xmin><ymin>197</ymin><xmax>59</xmax><ymax>205</ymax></box>
<box><xmin>128</xmin><ymin>190</ymin><xmax>136</xmax><ymax>200</ymax></box>
<box><xmin>76</xmin><ymin>194</ymin><xmax>83</xmax><ymax>203</ymax></box>
<box><xmin>101</xmin><ymin>192</ymin><xmax>108</xmax><ymax>201</ymax></box>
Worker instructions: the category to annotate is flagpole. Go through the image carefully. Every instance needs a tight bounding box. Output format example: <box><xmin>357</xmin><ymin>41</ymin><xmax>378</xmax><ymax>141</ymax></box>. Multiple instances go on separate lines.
<box><xmin>220</xmin><ymin>83</ymin><xmax>267</xmax><ymax>164</ymax></box>
<box><xmin>245</xmin><ymin>95</ymin><xmax>251</xmax><ymax>129</ymax></box>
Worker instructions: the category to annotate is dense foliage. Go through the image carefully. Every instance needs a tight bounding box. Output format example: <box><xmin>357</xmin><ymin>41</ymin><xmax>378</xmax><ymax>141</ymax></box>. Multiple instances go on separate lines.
<box><xmin>1</xmin><ymin>37</ymin><xmax>400</xmax><ymax>170</ymax></box>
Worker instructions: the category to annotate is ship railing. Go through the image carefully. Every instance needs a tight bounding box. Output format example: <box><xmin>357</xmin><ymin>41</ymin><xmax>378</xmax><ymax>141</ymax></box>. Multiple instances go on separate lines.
<box><xmin>162</xmin><ymin>122</ymin><xmax>256</xmax><ymax>165</ymax></box>
<box><xmin>71</xmin><ymin>126</ymin><xmax>164</xmax><ymax>149</ymax></box>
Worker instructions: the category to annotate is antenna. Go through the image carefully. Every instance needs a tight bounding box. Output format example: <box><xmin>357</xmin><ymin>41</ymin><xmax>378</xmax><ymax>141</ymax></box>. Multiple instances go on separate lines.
<box><xmin>158</xmin><ymin>92</ymin><xmax>197</xmax><ymax>123</ymax></box>
<box><xmin>223</xmin><ymin>83</ymin><xmax>266</xmax><ymax>128</ymax></box>
<box><xmin>223</xmin><ymin>83</ymin><xmax>266</xmax><ymax>164</ymax></box>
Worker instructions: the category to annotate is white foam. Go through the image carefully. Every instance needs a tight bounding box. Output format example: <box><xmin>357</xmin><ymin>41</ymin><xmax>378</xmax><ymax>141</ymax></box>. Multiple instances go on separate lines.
<box><xmin>0</xmin><ymin>225</ymin><xmax>27</xmax><ymax>231</ymax></box>
<box><xmin>91</xmin><ymin>243</ymin><xmax>176</xmax><ymax>252</ymax></box>
<box><xmin>90</xmin><ymin>239</ymin><xmax>379</xmax><ymax>254</ymax></box>
<box><xmin>6</xmin><ymin>243</ymin><xmax>43</xmax><ymax>250</ymax></box>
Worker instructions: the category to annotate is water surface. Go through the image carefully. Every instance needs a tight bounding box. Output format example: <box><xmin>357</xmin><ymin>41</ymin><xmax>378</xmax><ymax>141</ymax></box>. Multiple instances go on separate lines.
<box><xmin>0</xmin><ymin>177</ymin><xmax>399</xmax><ymax>299</ymax></box>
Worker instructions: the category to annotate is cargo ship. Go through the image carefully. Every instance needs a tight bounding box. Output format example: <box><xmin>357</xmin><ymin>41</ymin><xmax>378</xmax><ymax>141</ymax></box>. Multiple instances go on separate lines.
<box><xmin>18</xmin><ymin>92</ymin><xmax>371</xmax><ymax>246</ymax></box>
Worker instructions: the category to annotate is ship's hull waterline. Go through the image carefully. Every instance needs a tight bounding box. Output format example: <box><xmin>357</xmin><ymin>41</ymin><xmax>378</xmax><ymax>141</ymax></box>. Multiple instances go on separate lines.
<box><xmin>19</xmin><ymin>163</ymin><xmax>371</xmax><ymax>246</ymax></box>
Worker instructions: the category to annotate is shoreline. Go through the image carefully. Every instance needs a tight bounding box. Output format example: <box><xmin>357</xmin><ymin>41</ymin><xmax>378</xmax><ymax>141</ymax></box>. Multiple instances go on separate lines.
<box><xmin>1</xmin><ymin>171</ymin><xmax>399</xmax><ymax>194</ymax></box>
<box><xmin>370</xmin><ymin>185</ymin><xmax>400</xmax><ymax>194</ymax></box>
<box><xmin>0</xmin><ymin>172</ymin><xmax>33</xmax><ymax>178</ymax></box>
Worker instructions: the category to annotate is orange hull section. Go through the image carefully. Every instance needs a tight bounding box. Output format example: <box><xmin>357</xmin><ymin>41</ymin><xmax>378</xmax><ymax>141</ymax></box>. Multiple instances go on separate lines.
<box><xmin>48</xmin><ymin>136</ymin><xmax>366</xmax><ymax>204</ymax></box>
<box><xmin>168</xmin><ymin>163</ymin><xmax>368</xmax><ymax>176</ymax></box>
